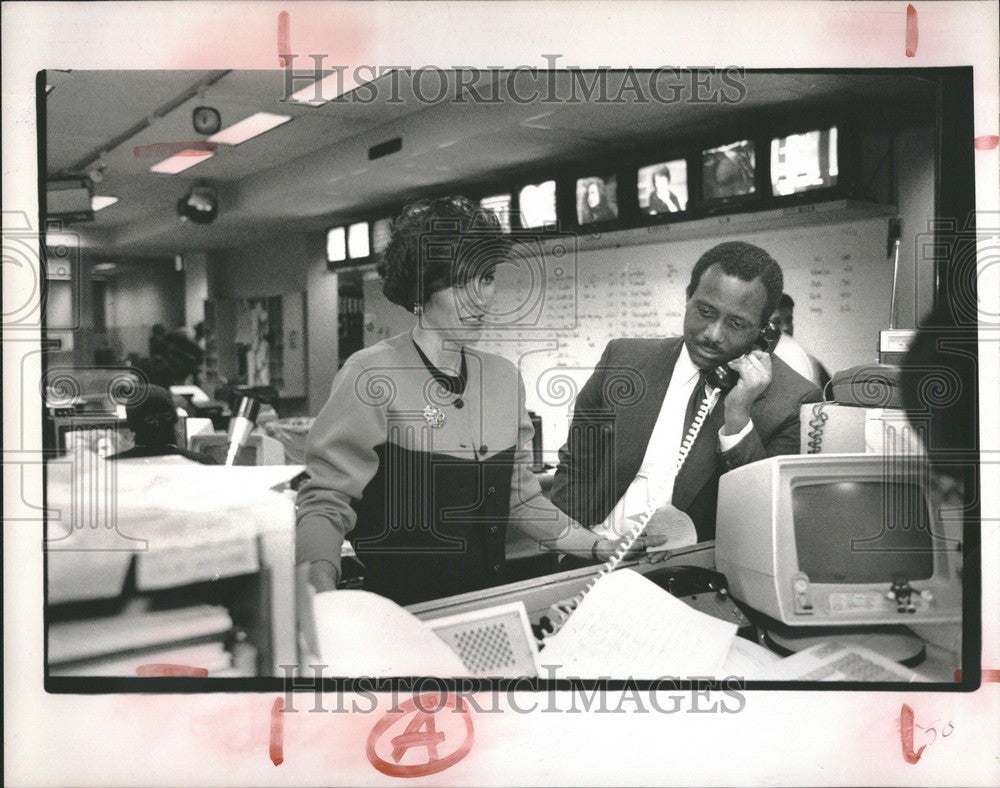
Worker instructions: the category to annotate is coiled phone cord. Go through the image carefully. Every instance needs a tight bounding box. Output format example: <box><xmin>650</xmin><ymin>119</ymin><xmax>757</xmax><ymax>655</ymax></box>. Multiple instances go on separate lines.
<box><xmin>538</xmin><ymin>388</ymin><xmax>721</xmax><ymax>643</ymax></box>
<box><xmin>806</xmin><ymin>401</ymin><xmax>828</xmax><ymax>454</ymax></box>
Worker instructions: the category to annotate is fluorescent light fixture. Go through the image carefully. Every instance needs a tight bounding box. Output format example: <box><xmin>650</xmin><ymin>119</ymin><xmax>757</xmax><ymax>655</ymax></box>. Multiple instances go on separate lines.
<box><xmin>45</xmin><ymin>83</ymin><xmax>55</xmax><ymax>94</ymax></box>
<box><xmin>327</xmin><ymin>227</ymin><xmax>346</xmax><ymax>263</ymax></box>
<box><xmin>91</xmin><ymin>195</ymin><xmax>119</xmax><ymax>211</ymax></box>
<box><xmin>348</xmin><ymin>222</ymin><xmax>370</xmax><ymax>259</ymax></box>
<box><xmin>287</xmin><ymin>69</ymin><xmax>370</xmax><ymax>107</ymax></box>
<box><xmin>150</xmin><ymin>149</ymin><xmax>215</xmax><ymax>174</ymax></box>
<box><xmin>93</xmin><ymin>262</ymin><xmax>118</xmax><ymax>273</ymax></box>
<box><xmin>208</xmin><ymin>112</ymin><xmax>292</xmax><ymax>145</ymax></box>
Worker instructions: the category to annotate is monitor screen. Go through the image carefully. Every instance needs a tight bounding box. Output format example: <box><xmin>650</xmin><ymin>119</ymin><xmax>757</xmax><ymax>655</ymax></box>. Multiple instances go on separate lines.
<box><xmin>702</xmin><ymin>140</ymin><xmax>756</xmax><ymax>201</ymax></box>
<box><xmin>479</xmin><ymin>194</ymin><xmax>512</xmax><ymax>232</ymax></box>
<box><xmin>793</xmin><ymin>480</ymin><xmax>933</xmax><ymax>583</ymax></box>
<box><xmin>326</xmin><ymin>227</ymin><xmax>346</xmax><ymax>263</ymax></box>
<box><xmin>518</xmin><ymin>180</ymin><xmax>556</xmax><ymax>229</ymax></box>
<box><xmin>575</xmin><ymin>175</ymin><xmax>618</xmax><ymax>225</ymax></box>
<box><xmin>771</xmin><ymin>127</ymin><xmax>839</xmax><ymax>196</ymax></box>
<box><xmin>371</xmin><ymin>217</ymin><xmax>392</xmax><ymax>255</ymax></box>
<box><xmin>638</xmin><ymin>160</ymin><xmax>688</xmax><ymax>215</ymax></box>
<box><xmin>348</xmin><ymin>222</ymin><xmax>370</xmax><ymax>259</ymax></box>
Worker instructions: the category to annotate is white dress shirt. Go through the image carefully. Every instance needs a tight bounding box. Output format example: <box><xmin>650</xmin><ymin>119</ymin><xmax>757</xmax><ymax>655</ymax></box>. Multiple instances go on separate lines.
<box><xmin>593</xmin><ymin>343</ymin><xmax>753</xmax><ymax>539</ymax></box>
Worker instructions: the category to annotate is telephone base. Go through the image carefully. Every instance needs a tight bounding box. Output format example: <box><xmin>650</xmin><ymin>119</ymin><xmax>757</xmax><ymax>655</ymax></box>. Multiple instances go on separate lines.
<box><xmin>763</xmin><ymin>623</ymin><xmax>926</xmax><ymax>667</ymax></box>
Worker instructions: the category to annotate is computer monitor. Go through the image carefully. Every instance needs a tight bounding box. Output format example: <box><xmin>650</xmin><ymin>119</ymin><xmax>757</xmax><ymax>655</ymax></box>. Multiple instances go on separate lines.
<box><xmin>715</xmin><ymin>454</ymin><xmax>961</xmax><ymax>629</ymax></box>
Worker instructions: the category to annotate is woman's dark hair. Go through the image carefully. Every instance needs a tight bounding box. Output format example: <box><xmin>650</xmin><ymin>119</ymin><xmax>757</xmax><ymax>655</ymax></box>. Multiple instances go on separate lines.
<box><xmin>686</xmin><ymin>241</ymin><xmax>784</xmax><ymax>326</ymax></box>
<box><xmin>378</xmin><ymin>195</ymin><xmax>507</xmax><ymax>313</ymax></box>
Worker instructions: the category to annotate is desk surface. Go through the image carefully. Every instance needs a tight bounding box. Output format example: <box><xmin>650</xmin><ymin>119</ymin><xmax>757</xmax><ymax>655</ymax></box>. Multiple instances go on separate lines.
<box><xmin>408</xmin><ymin>540</ymin><xmax>960</xmax><ymax>682</ymax></box>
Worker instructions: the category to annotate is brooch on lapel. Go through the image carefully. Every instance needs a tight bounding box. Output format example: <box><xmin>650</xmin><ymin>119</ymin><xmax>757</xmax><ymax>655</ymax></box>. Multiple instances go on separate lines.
<box><xmin>422</xmin><ymin>405</ymin><xmax>446</xmax><ymax>429</ymax></box>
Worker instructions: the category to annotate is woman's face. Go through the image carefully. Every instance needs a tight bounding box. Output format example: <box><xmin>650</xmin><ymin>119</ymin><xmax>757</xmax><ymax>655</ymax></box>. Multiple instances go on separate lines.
<box><xmin>587</xmin><ymin>182</ymin><xmax>601</xmax><ymax>208</ymax></box>
<box><xmin>421</xmin><ymin>268</ymin><xmax>497</xmax><ymax>345</ymax></box>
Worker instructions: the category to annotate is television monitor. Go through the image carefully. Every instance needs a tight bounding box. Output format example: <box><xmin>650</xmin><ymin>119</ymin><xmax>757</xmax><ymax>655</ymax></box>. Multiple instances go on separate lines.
<box><xmin>517</xmin><ymin>180</ymin><xmax>556</xmax><ymax>229</ymax></box>
<box><xmin>479</xmin><ymin>194</ymin><xmax>512</xmax><ymax>233</ymax></box>
<box><xmin>326</xmin><ymin>226</ymin><xmax>346</xmax><ymax>264</ymax></box>
<box><xmin>638</xmin><ymin>160</ymin><xmax>688</xmax><ymax>215</ymax></box>
<box><xmin>371</xmin><ymin>217</ymin><xmax>392</xmax><ymax>255</ymax></box>
<box><xmin>348</xmin><ymin>221</ymin><xmax>370</xmax><ymax>259</ymax></box>
<box><xmin>702</xmin><ymin>139</ymin><xmax>756</xmax><ymax>201</ymax></box>
<box><xmin>715</xmin><ymin>454</ymin><xmax>961</xmax><ymax>628</ymax></box>
<box><xmin>575</xmin><ymin>175</ymin><xmax>618</xmax><ymax>225</ymax></box>
<box><xmin>771</xmin><ymin>127</ymin><xmax>839</xmax><ymax>196</ymax></box>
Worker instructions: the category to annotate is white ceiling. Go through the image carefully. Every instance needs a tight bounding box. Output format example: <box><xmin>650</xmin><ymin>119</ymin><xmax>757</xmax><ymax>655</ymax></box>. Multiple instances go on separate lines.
<box><xmin>44</xmin><ymin>69</ymin><xmax>938</xmax><ymax>256</ymax></box>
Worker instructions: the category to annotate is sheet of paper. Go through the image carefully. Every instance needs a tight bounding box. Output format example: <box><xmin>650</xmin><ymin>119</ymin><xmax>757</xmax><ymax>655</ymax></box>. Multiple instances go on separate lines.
<box><xmin>540</xmin><ymin>568</ymin><xmax>737</xmax><ymax>679</ymax></box>
<box><xmin>312</xmin><ymin>590</ymin><xmax>472</xmax><ymax>677</ymax></box>
<box><xmin>591</xmin><ymin>477</ymin><xmax>697</xmax><ymax>552</ymax></box>
<box><xmin>760</xmin><ymin>641</ymin><xmax>925</xmax><ymax>682</ymax></box>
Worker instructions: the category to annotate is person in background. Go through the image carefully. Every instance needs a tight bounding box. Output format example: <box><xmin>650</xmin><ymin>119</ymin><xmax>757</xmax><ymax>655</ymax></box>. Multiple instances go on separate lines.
<box><xmin>107</xmin><ymin>384</ymin><xmax>217</xmax><ymax>464</ymax></box>
<box><xmin>578</xmin><ymin>178</ymin><xmax>617</xmax><ymax>224</ymax></box>
<box><xmin>647</xmin><ymin>165</ymin><xmax>683</xmax><ymax>214</ymax></box>
<box><xmin>770</xmin><ymin>293</ymin><xmax>831</xmax><ymax>389</ymax></box>
<box><xmin>551</xmin><ymin>242</ymin><xmax>822</xmax><ymax>543</ymax></box>
<box><xmin>898</xmin><ymin>303</ymin><xmax>976</xmax><ymax>657</ymax></box>
<box><xmin>296</xmin><ymin>196</ymin><xmax>669</xmax><ymax>607</ymax></box>
<box><xmin>900</xmin><ymin>303</ymin><xmax>977</xmax><ymax>496</ymax></box>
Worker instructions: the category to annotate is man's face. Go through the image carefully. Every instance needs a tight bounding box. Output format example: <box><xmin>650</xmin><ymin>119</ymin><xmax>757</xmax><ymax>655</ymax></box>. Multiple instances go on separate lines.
<box><xmin>683</xmin><ymin>263</ymin><xmax>769</xmax><ymax>370</ymax></box>
<box><xmin>771</xmin><ymin>306</ymin><xmax>794</xmax><ymax>336</ymax></box>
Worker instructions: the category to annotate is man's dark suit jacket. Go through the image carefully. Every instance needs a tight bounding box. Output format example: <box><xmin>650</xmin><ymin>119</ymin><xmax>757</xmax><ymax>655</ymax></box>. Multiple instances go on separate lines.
<box><xmin>549</xmin><ymin>337</ymin><xmax>823</xmax><ymax>541</ymax></box>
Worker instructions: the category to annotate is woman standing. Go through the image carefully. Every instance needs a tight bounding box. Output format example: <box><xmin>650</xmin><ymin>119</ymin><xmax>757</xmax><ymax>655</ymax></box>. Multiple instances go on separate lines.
<box><xmin>297</xmin><ymin>196</ymin><xmax>652</xmax><ymax>605</ymax></box>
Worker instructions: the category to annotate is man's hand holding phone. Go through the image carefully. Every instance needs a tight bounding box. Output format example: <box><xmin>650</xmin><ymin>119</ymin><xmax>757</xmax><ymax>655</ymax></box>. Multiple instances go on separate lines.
<box><xmin>721</xmin><ymin>349</ymin><xmax>772</xmax><ymax>435</ymax></box>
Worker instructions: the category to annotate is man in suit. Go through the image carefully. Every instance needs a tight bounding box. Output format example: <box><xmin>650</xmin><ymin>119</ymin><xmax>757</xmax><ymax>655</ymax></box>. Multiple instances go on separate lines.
<box><xmin>550</xmin><ymin>241</ymin><xmax>822</xmax><ymax>544</ymax></box>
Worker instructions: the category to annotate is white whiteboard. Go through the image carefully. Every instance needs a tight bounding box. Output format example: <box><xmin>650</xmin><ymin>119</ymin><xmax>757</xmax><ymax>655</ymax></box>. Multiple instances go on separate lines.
<box><xmin>363</xmin><ymin>215</ymin><xmax>894</xmax><ymax>454</ymax></box>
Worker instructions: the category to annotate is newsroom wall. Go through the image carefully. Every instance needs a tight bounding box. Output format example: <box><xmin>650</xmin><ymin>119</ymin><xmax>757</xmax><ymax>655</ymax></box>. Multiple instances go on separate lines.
<box><xmin>208</xmin><ymin>231</ymin><xmax>339</xmax><ymax>415</ymax></box>
<box><xmin>103</xmin><ymin>258</ymin><xmax>185</xmax><ymax>360</ymax></box>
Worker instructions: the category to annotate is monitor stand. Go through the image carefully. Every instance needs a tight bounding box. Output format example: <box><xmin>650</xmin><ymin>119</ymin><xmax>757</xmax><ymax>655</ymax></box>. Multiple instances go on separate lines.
<box><xmin>763</xmin><ymin>623</ymin><xmax>926</xmax><ymax>667</ymax></box>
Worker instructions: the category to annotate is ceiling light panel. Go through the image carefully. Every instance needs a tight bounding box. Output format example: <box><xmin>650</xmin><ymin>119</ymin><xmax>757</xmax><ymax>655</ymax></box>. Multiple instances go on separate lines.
<box><xmin>150</xmin><ymin>149</ymin><xmax>215</xmax><ymax>174</ymax></box>
<box><xmin>208</xmin><ymin>112</ymin><xmax>292</xmax><ymax>145</ymax></box>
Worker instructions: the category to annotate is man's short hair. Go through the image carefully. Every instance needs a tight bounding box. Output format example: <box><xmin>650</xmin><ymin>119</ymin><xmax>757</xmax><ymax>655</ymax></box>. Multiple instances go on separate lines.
<box><xmin>777</xmin><ymin>293</ymin><xmax>795</xmax><ymax>310</ymax></box>
<box><xmin>686</xmin><ymin>241</ymin><xmax>784</xmax><ymax>325</ymax></box>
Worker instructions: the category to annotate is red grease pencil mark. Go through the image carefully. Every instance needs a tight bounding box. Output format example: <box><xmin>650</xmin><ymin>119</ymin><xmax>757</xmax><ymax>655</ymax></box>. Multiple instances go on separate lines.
<box><xmin>133</xmin><ymin>141</ymin><xmax>218</xmax><ymax>158</ymax></box>
<box><xmin>135</xmin><ymin>663</ymin><xmax>209</xmax><ymax>677</ymax></box>
<box><xmin>278</xmin><ymin>11</ymin><xmax>291</xmax><ymax>68</ymax></box>
<box><xmin>954</xmin><ymin>668</ymin><xmax>1000</xmax><ymax>681</ymax></box>
<box><xmin>270</xmin><ymin>697</ymin><xmax>285</xmax><ymax>766</ymax></box>
<box><xmin>974</xmin><ymin>136</ymin><xmax>1000</xmax><ymax>151</ymax></box>
<box><xmin>905</xmin><ymin>5</ymin><xmax>918</xmax><ymax>57</ymax></box>
<box><xmin>899</xmin><ymin>703</ymin><xmax>926</xmax><ymax>764</ymax></box>
<box><xmin>366</xmin><ymin>694</ymin><xmax>474</xmax><ymax>778</ymax></box>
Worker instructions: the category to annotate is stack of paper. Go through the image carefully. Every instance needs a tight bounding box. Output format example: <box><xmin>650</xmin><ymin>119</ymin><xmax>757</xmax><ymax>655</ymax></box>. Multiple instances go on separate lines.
<box><xmin>48</xmin><ymin>604</ymin><xmax>233</xmax><ymax>665</ymax></box>
<box><xmin>540</xmin><ymin>569</ymin><xmax>738</xmax><ymax>679</ymax></box>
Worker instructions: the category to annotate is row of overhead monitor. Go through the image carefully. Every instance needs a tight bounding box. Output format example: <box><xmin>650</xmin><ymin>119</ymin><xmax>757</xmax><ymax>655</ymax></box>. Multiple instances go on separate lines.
<box><xmin>328</xmin><ymin>125</ymin><xmax>839</xmax><ymax>266</ymax></box>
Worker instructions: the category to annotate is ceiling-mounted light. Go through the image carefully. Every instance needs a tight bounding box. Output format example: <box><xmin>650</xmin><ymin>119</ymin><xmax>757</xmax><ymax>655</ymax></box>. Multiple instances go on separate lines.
<box><xmin>286</xmin><ymin>70</ymin><xmax>369</xmax><ymax>107</ymax></box>
<box><xmin>208</xmin><ymin>111</ymin><xmax>292</xmax><ymax>145</ymax></box>
<box><xmin>177</xmin><ymin>184</ymin><xmax>219</xmax><ymax>225</ymax></box>
<box><xmin>151</xmin><ymin>149</ymin><xmax>215</xmax><ymax>174</ymax></box>
<box><xmin>91</xmin><ymin>196</ymin><xmax>118</xmax><ymax>212</ymax></box>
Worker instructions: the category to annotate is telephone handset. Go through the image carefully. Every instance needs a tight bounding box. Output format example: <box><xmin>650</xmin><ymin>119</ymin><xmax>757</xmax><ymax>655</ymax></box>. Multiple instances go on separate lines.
<box><xmin>705</xmin><ymin>320</ymin><xmax>782</xmax><ymax>392</ymax></box>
